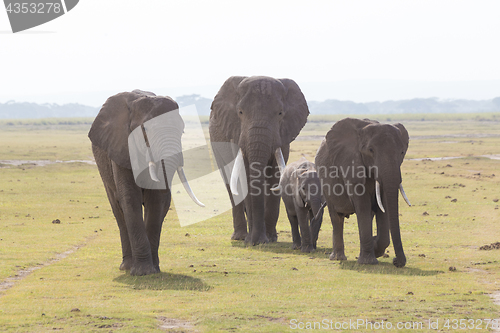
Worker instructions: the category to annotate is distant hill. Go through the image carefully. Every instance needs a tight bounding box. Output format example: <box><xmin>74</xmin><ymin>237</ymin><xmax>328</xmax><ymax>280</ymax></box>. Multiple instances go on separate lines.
<box><xmin>307</xmin><ymin>97</ymin><xmax>500</xmax><ymax>115</ymax></box>
<box><xmin>0</xmin><ymin>101</ymin><xmax>99</xmax><ymax>119</ymax></box>
<box><xmin>1</xmin><ymin>96</ymin><xmax>499</xmax><ymax>119</ymax></box>
<box><xmin>0</xmin><ymin>95</ymin><xmax>214</xmax><ymax>119</ymax></box>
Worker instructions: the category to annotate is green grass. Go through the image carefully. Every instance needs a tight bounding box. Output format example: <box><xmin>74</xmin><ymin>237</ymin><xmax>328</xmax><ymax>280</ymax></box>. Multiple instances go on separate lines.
<box><xmin>0</xmin><ymin>115</ymin><xmax>499</xmax><ymax>332</ymax></box>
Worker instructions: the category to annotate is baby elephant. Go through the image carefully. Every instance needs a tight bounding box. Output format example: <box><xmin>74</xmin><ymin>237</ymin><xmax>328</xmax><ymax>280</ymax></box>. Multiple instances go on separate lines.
<box><xmin>273</xmin><ymin>158</ymin><xmax>326</xmax><ymax>252</ymax></box>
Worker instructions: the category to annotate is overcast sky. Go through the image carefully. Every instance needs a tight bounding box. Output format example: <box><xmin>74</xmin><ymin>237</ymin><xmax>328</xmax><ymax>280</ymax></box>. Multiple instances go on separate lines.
<box><xmin>1</xmin><ymin>0</ymin><xmax>499</xmax><ymax>106</ymax></box>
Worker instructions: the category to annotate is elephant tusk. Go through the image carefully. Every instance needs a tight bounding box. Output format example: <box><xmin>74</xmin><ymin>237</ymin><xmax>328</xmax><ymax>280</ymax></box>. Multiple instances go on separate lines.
<box><xmin>313</xmin><ymin>201</ymin><xmax>327</xmax><ymax>222</ymax></box>
<box><xmin>399</xmin><ymin>183</ymin><xmax>411</xmax><ymax>207</ymax></box>
<box><xmin>274</xmin><ymin>147</ymin><xmax>286</xmax><ymax>175</ymax></box>
<box><xmin>148</xmin><ymin>161</ymin><xmax>160</xmax><ymax>183</ymax></box>
<box><xmin>177</xmin><ymin>166</ymin><xmax>205</xmax><ymax>207</ymax></box>
<box><xmin>375</xmin><ymin>180</ymin><xmax>386</xmax><ymax>213</ymax></box>
<box><xmin>230</xmin><ymin>149</ymin><xmax>245</xmax><ymax>196</ymax></box>
<box><xmin>146</xmin><ymin>149</ymin><xmax>160</xmax><ymax>183</ymax></box>
<box><xmin>271</xmin><ymin>147</ymin><xmax>287</xmax><ymax>192</ymax></box>
<box><xmin>270</xmin><ymin>185</ymin><xmax>282</xmax><ymax>192</ymax></box>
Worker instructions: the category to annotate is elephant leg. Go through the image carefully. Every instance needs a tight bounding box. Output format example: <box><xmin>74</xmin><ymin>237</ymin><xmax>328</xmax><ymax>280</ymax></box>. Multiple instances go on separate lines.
<box><xmin>143</xmin><ymin>189</ymin><xmax>170</xmax><ymax>272</ymax></box>
<box><xmin>286</xmin><ymin>210</ymin><xmax>301</xmax><ymax>250</ymax></box>
<box><xmin>248</xmin><ymin>192</ymin><xmax>268</xmax><ymax>245</ymax></box>
<box><xmin>112</xmin><ymin>162</ymin><xmax>156</xmax><ymax>276</ymax></box>
<box><xmin>329</xmin><ymin>206</ymin><xmax>347</xmax><ymax>261</ymax></box>
<box><xmin>226</xmin><ymin>184</ymin><xmax>248</xmax><ymax>240</ymax></box>
<box><xmin>245</xmin><ymin>162</ymin><xmax>268</xmax><ymax>245</ymax></box>
<box><xmin>352</xmin><ymin>198</ymin><xmax>378</xmax><ymax>265</ymax></box>
<box><xmin>374</xmin><ymin>210</ymin><xmax>390</xmax><ymax>258</ymax></box>
<box><xmin>296</xmin><ymin>207</ymin><xmax>314</xmax><ymax>253</ymax></box>
<box><xmin>232</xmin><ymin>202</ymin><xmax>248</xmax><ymax>240</ymax></box>
<box><xmin>106</xmin><ymin>186</ymin><xmax>133</xmax><ymax>270</ymax></box>
<box><xmin>264</xmin><ymin>172</ymin><xmax>280</xmax><ymax>243</ymax></box>
<box><xmin>92</xmin><ymin>145</ymin><xmax>133</xmax><ymax>270</ymax></box>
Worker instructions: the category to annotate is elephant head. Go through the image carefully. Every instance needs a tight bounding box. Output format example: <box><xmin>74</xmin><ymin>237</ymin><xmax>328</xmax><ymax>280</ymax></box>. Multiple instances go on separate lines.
<box><xmin>88</xmin><ymin>89</ymin><xmax>203</xmax><ymax>206</ymax></box>
<box><xmin>321</xmin><ymin>118</ymin><xmax>410</xmax><ymax>267</ymax></box>
<box><xmin>209</xmin><ymin>76</ymin><xmax>309</xmax><ymax>244</ymax></box>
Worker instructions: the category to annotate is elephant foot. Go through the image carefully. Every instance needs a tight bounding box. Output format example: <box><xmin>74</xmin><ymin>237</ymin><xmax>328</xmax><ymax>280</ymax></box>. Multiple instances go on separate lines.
<box><xmin>267</xmin><ymin>232</ymin><xmax>278</xmax><ymax>243</ymax></box>
<box><xmin>374</xmin><ymin>249</ymin><xmax>386</xmax><ymax>258</ymax></box>
<box><xmin>373</xmin><ymin>236</ymin><xmax>389</xmax><ymax>258</ymax></box>
<box><xmin>329</xmin><ymin>251</ymin><xmax>347</xmax><ymax>261</ymax></box>
<box><xmin>393</xmin><ymin>255</ymin><xmax>406</xmax><ymax>268</ymax></box>
<box><xmin>119</xmin><ymin>257</ymin><xmax>133</xmax><ymax>271</ymax></box>
<box><xmin>301</xmin><ymin>245</ymin><xmax>315</xmax><ymax>253</ymax></box>
<box><xmin>291</xmin><ymin>242</ymin><xmax>301</xmax><ymax>250</ymax></box>
<box><xmin>130</xmin><ymin>261</ymin><xmax>160</xmax><ymax>276</ymax></box>
<box><xmin>231</xmin><ymin>230</ymin><xmax>248</xmax><ymax>241</ymax></box>
<box><xmin>246</xmin><ymin>232</ymin><xmax>269</xmax><ymax>246</ymax></box>
<box><xmin>357</xmin><ymin>254</ymin><xmax>378</xmax><ymax>265</ymax></box>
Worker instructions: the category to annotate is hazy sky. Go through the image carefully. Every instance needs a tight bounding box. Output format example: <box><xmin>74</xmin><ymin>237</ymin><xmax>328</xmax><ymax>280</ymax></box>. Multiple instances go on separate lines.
<box><xmin>1</xmin><ymin>0</ymin><xmax>499</xmax><ymax>106</ymax></box>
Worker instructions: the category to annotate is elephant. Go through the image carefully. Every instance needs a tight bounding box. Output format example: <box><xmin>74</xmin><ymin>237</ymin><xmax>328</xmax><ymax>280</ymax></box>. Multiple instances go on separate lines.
<box><xmin>209</xmin><ymin>76</ymin><xmax>309</xmax><ymax>245</ymax></box>
<box><xmin>315</xmin><ymin>118</ymin><xmax>411</xmax><ymax>267</ymax></box>
<box><xmin>273</xmin><ymin>157</ymin><xmax>327</xmax><ymax>252</ymax></box>
<box><xmin>89</xmin><ymin>89</ymin><xmax>203</xmax><ymax>276</ymax></box>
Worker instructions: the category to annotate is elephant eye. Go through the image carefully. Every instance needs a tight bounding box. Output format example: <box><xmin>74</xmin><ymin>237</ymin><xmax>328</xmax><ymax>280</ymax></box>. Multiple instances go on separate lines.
<box><xmin>369</xmin><ymin>147</ymin><xmax>374</xmax><ymax>153</ymax></box>
<box><xmin>278</xmin><ymin>112</ymin><xmax>282</xmax><ymax>116</ymax></box>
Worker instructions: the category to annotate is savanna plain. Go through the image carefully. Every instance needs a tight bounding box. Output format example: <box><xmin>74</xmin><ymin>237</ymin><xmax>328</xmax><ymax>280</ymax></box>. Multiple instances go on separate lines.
<box><xmin>0</xmin><ymin>114</ymin><xmax>499</xmax><ymax>332</ymax></box>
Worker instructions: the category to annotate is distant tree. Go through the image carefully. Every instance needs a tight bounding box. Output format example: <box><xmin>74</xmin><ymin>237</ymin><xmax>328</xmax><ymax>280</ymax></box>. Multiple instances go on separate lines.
<box><xmin>307</xmin><ymin>99</ymin><xmax>370</xmax><ymax>114</ymax></box>
<box><xmin>175</xmin><ymin>94</ymin><xmax>212</xmax><ymax>115</ymax></box>
<box><xmin>493</xmin><ymin>97</ymin><xmax>500</xmax><ymax>109</ymax></box>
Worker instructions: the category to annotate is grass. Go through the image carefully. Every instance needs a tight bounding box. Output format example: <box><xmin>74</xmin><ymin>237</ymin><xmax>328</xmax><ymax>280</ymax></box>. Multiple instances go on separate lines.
<box><xmin>0</xmin><ymin>115</ymin><xmax>499</xmax><ymax>332</ymax></box>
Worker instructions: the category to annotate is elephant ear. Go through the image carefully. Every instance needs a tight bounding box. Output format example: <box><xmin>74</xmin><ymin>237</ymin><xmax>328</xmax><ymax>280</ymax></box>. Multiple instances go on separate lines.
<box><xmin>325</xmin><ymin>118</ymin><xmax>377</xmax><ymax>184</ymax></box>
<box><xmin>393</xmin><ymin>123</ymin><xmax>409</xmax><ymax>155</ymax></box>
<box><xmin>88</xmin><ymin>91</ymin><xmax>178</xmax><ymax>169</ymax></box>
<box><xmin>278</xmin><ymin>79</ymin><xmax>309</xmax><ymax>145</ymax></box>
<box><xmin>209</xmin><ymin>76</ymin><xmax>247</xmax><ymax>143</ymax></box>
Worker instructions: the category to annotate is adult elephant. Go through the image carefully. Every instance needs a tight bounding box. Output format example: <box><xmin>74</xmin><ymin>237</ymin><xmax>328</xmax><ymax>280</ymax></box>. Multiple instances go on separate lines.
<box><xmin>89</xmin><ymin>90</ymin><xmax>203</xmax><ymax>276</ymax></box>
<box><xmin>209</xmin><ymin>76</ymin><xmax>309</xmax><ymax>245</ymax></box>
<box><xmin>315</xmin><ymin>118</ymin><xmax>411</xmax><ymax>267</ymax></box>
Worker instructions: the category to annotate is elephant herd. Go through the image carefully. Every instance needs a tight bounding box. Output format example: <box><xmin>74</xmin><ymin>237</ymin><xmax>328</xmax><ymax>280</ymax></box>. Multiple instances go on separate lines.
<box><xmin>89</xmin><ymin>76</ymin><xmax>411</xmax><ymax>276</ymax></box>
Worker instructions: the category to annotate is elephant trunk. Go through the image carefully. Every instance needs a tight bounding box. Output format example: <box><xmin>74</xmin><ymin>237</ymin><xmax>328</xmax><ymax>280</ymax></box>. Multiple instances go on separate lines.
<box><xmin>380</xmin><ymin>175</ymin><xmax>406</xmax><ymax>268</ymax></box>
<box><xmin>161</xmin><ymin>154</ymin><xmax>205</xmax><ymax>208</ymax></box>
<box><xmin>160</xmin><ymin>152</ymin><xmax>182</xmax><ymax>188</ymax></box>
<box><xmin>245</xmin><ymin>129</ymin><xmax>274</xmax><ymax>192</ymax></box>
<box><xmin>240</xmin><ymin>123</ymin><xmax>281</xmax><ymax>189</ymax></box>
<box><xmin>310</xmin><ymin>199</ymin><xmax>326</xmax><ymax>248</ymax></box>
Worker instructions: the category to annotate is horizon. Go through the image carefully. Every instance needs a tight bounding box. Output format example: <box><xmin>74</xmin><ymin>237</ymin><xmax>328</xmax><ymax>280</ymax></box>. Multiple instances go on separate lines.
<box><xmin>2</xmin><ymin>79</ymin><xmax>500</xmax><ymax>108</ymax></box>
